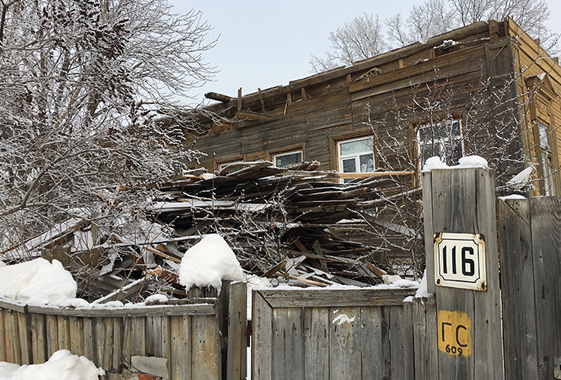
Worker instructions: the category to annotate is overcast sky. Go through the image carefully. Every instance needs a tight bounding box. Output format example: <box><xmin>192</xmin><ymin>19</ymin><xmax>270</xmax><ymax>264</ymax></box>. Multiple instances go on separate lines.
<box><xmin>170</xmin><ymin>0</ymin><xmax>561</xmax><ymax>105</ymax></box>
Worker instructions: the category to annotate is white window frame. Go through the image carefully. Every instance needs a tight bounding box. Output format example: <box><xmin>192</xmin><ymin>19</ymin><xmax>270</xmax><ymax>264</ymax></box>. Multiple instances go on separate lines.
<box><xmin>272</xmin><ymin>150</ymin><xmax>303</xmax><ymax>168</ymax></box>
<box><xmin>337</xmin><ymin>136</ymin><xmax>375</xmax><ymax>182</ymax></box>
<box><xmin>417</xmin><ymin>119</ymin><xmax>464</xmax><ymax>167</ymax></box>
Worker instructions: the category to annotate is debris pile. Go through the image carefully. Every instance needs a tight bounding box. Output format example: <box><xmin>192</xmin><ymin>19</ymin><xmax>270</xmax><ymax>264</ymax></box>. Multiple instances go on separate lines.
<box><xmin>1</xmin><ymin>161</ymin><xmax>421</xmax><ymax>300</ymax></box>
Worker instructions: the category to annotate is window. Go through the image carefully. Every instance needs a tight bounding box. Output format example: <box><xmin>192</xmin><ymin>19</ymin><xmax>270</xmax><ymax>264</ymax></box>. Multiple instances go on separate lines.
<box><xmin>537</xmin><ymin>122</ymin><xmax>555</xmax><ymax>196</ymax></box>
<box><xmin>338</xmin><ymin>137</ymin><xmax>374</xmax><ymax>182</ymax></box>
<box><xmin>272</xmin><ymin>150</ymin><xmax>303</xmax><ymax>168</ymax></box>
<box><xmin>417</xmin><ymin>119</ymin><xmax>464</xmax><ymax>166</ymax></box>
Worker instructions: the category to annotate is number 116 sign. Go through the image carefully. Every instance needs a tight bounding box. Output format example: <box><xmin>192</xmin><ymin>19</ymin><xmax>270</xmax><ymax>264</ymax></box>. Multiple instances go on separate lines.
<box><xmin>434</xmin><ymin>233</ymin><xmax>487</xmax><ymax>291</ymax></box>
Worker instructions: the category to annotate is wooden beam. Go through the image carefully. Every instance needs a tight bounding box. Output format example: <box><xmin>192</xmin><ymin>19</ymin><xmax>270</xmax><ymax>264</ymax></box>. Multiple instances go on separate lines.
<box><xmin>257</xmin><ymin>88</ymin><xmax>266</xmax><ymax>112</ymax></box>
<box><xmin>237</xmin><ymin>88</ymin><xmax>242</xmax><ymax>112</ymax></box>
<box><xmin>236</xmin><ymin>110</ymin><xmax>274</xmax><ymax>121</ymax></box>
<box><xmin>204</xmin><ymin>92</ymin><xmax>234</xmax><ymax>103</ymax></box>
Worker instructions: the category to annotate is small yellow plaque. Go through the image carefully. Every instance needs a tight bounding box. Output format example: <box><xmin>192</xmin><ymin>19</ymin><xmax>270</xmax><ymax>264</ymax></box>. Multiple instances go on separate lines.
<box><xmin>437</xmin><ymin>310</ymin><xmax>472</xmax><ymax>357</ymax></box>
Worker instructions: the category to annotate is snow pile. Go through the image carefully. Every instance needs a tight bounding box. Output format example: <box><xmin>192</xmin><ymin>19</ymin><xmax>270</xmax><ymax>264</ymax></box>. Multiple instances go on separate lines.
<box><xmin>0</xmin><ymin>350</ymin><xmax>104</xmax><ymax>380</ymax></box>
<box><xmin>506</xmin><ymin>166</ymin><xmax>533</xmax><ymax>191</ymax></box>
<box><xmin>422</xmin><ymin>155</ymin><xmax>489</xmax><ymax>172</ymax></box>
<box><xmin>422</xmin><ymin>156</ymin><xmax>449</xmax><ymax>171</ymax></box>
<box><xmin>179</xmin><ymin>234</ymin><xmax>244</xmax><ymax>290</ymax></box>
<box><xmin>0</xmin><ymin>258</ymin><xmax>77</xmax><ymax>305</ymax></box>
<box><xmin>414</xmin><ymin>270</ymin><xmax>435</xmax><ymax>298</ymax></box>
<box><xmin>458</xmin><ymin>155</ymin><xmax>488</xmax><ymax>168</ymax></box>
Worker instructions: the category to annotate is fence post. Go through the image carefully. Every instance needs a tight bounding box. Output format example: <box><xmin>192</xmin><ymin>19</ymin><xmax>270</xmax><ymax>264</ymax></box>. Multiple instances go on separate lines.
<box><xmin>422</xmin><ymin>167</ymin><xmax>503</xmax><ymax>380</ymax></box>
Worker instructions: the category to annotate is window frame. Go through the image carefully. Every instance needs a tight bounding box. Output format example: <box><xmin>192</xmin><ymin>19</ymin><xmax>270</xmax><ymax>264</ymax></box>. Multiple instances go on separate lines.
<box><xmin>416</xmin><ymin>119</ymin><xmax>465</xmax><ymax>168</ymax></box>
<box><xmin>337</xmin><ymin>135</ymin><xmax>375</xmax><ymax>182</ymax></box>
<box><xmin>271</xmin><ymin>149</ymin><xmax>304</xmax><ymax>168</ymax></box>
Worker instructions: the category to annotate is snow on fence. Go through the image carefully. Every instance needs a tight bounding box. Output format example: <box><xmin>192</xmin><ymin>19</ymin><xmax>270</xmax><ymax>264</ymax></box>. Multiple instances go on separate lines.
<box><xmin>251</xmin><ymin>287</ymin><xmax>436</xmax><ymax>379</ymax></box>
<box><xmin>0</xmin><ymin>280</ymin><xmax>247</xmax><ymax>380</ymax></box>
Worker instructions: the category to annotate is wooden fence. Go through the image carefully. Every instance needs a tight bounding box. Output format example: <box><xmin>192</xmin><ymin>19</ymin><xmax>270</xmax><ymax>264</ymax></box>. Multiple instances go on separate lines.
<box><xmin>0</xmin><ymin>280</ymin><xmax>247</xmax><ymax>380</ymax></box>
<box><xmin>251</xmin><ymin>287</ymin><xmax>438</xmax><ymax>379</ymax></box>
<box><xmin>498</xmin><ymin>197</ymin><xmax>561</xmax><ymax>380</ymax></box>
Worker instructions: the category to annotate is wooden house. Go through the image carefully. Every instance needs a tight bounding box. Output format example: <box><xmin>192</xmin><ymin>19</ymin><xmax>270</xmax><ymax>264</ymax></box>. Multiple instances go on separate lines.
<box><xmin>186</xmin><ymin>18</ymin><xmax>561</xmax><ymax>196</ymax></box>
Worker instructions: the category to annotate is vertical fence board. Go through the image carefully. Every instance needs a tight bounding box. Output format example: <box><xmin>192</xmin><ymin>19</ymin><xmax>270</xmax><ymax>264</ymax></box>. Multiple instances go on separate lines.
<box><xmin>84</xmin><ymin>318</ymin><xmax>95</xmax><ymax>364</ymax></box>
<box><xmin>17</xmin><ymin>311</ymin><xmax>31</xmax><ymax>365</ymax></box>
<box><xmin>360</xmin><ymin>306</ymin><xmax>389</xmax><ymax>380</ymax></box>
<box><xmin>30</xmin><ymin>313</ymin><xmax>47</xmax><ymax>363</ymax></box>
<box><xmin>498</xmin><ymin>199</ymin><xmax>539</xmax><ymax>380</ymax></box>
<box><xmin>192</xmin><ymin>315</ymin><xmax>220</xmax><ymax>380</ymax></box>
<box><xmin>530</xmin><ymin>198</ymin><xmax>561</xmax><ymax>380</ymax></box>
<box><xmin>413</xmin><ymin>298</ymin><xmax>439</xmax><ymax>380</ymax></box>
<box><xmin>169</xmin><ymin>315</ymin><xmax>184</xmax><ymax>380</ymax></box>
<box><xmin>303</xmin><ymin>307</ymin><xmax>330</xmax><ymax>379</ymax></box>
<box><xmin>103</xmin><ymin>318</ymin><xmax>114</xmax><ymax>371</ymax></box>
<box><xmin>122</xmin><ymin>317</ymin><xmax>132</xmax><ymax>366</ymax></box>
<box><xmin>271</xmin><ymin>307</ymin><xmax>304</xmax><ymax>380</ymax></box>
<box><xmin>329</xmin><ymin>307</ymin><xmax>361</xmax><ymax>379</ymax></box>
<box><xmin>472</xmin><ymin>170</ymin><xmax>503</xmax><ymax>380</ymax></box>
<box><xmin>0</xmin><ymin>310</ymin><xmax>6</xmax><ymax>362</ymax></box>
<box><xmin>253</xmin><ymin>291</ymin><xmax>272</xmax><ymax>380</ymax></box>
<box><xmin>130</xmin><ymin>317</ymin><xmax>146</xmax><ymax>356</ymax></box>
<box><xmin>182</xmin><ymin>315</ymin><xmax>191</xmax><ymax>380</ymax></box>
<box><xmin>94</xmin><ymin>318</ymin><xmax>106</xmax><ymax>369</ymax></box>
<box><xmin>226</xmin><ymin>281</ymin><xmax>247</xmax><ymax>380</ymax></box>
<box><xmin>390</xmin><ymin>304</ymin><xmax>414</xmax><ymax>379</ymax></box>
<box><xmin>45</xmin><ymin>314</ymin><xmax>58</xmax><ymax>359</ymax></box>
<box><xmin>69</xmin><ymin>316</ymin><xmax>84</xmax><ymax>357</ymax></box>
<box><xmin>111</xmin><ymin>317</ymin><xmax>122</xmax><ymax>374</ymax></box>
<box><xmin>6</xmin><ymin>311</ymin><xmax>21</xmax><ymax>364</ymax></box>
<box><xmin>57</xmin><ymin>316</ymin><xmax>70</xmax><ymax>352</ymax></box>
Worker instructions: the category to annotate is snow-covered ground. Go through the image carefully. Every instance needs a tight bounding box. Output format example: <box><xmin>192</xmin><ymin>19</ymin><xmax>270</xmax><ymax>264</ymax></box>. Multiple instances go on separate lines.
<box><xmin>0</xmin><ymin>350</ymin><xmax>104</xmax><ymax>380</ymax></box>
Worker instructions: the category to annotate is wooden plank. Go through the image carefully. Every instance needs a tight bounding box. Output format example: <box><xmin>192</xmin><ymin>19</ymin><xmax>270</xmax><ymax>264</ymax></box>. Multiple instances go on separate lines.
<box><xmin>191</xmin><ymin>315</ymin><xmax>219</xmax><ymax>380</ymax></box>
<box><xmin>69</xmin><ymin>317</ymin><xmax>84</xmax><ymax>357</ymax></box>
<box><xmin>498</xmin><ymin>199</ymin><xmax>539</xmax><ymax>380</ymax></box>
<box><xmin>103</xmin><ymin>318</ymin><xmax>115</xmax><ymax>372</ymax></box>
<box><xmin>45</xmin><ymin>314</ymin><xmax>58</xmax><ymax>359</ymax></box>
<box><xmin>6</xmin><ymin>310</ymin><xmax>21</xmax><ymax>364</ymax></box>
<box><xmin>112</xmin><ymin>317</ymin><xmax>123</xmax><ymax>374</ymax></box>
<box><xmin>30</xmin><ymin>313</ymin><xmax>47</xmax><ymax>363</ymax></box>
<box><xmin>169</xmin><ymin>316</ymin><xmax>186</xmax><ymax>380</ymax></box>
<box><xmin>122</xmin><ymin>317</ymin><xmax>132</xmax><ymax>368</ymax></box>
<box><xmin>530</xmin><ymin>197</ymin><xmax>561</xmax><ymax>380</ymax></box>
<box><xmin>252</xmin><ymin>291</ymin><xmax>273</xmax><ymax>380</ymax></box>
<box><xmin>94</xmin><ymin>318</ymin><xmax>106</xmax><ymax>369</ymax></box>
<box><xmin>83</xmin><ymin>318</ymin><xmax>95</xmax><ymax>365</ymax></box>
<box><xmin>329</xmin><ymin>307</ymin><xmax>361</xmax><ymax>379</ymax></box>
<box><xmin>0</xmin><ymin>310</ymin><xmax>6</xmax><ymax>362</ymax></box>
<box><xmin>271</xmin><ymin>307</ymin><xmax>304</xmax><ymax>379</ymax></box>
<box><xmin>412</xmin><ymin>298</ymin><xmax>439</xmax><ymax>380</ymax></box>
<box><xmin>255</xmin><ymin>288</ymin><xmax>415</xmax><ymax>308</ymax></box>
<box><xmin>17</xmin><ymin>311</ymin><xmax>31</xmax><ymax>365</ymax></box>
<box><xmin>131</xmin><ymin>317</ymin><xmax>146</xmax><ymax>356</ymax></box>
<box><xmin>226</xmin><ymin>281</ymin><xmax>247</xmax><ymax>380</ymax></box>
<box><xmin>360</xmin><ymin>306</ymin><xmax>390</xmax><ymax>380</ymax></box>
<box><xmin>422</xmin><ymin>171</ymin><xmax>436</xmax><ymax>294</ymax></box>
<box><xmin>303</xmin><ymin>308</ymin><xmax>330</xmax><ymax>379</ymax></box>
<box><xmin>57</xmin><ymin>316</ymin><xmax>71</xmax><ymax>351</ymax></box>
<box><xmin>389</xmin><ymin>304</ymin><xmax>415</xmax><ymax>379</ymax></box>
<box><xmin>25</xmin><ymin>303</ymin><xmax>216</xmax><ymax>317</ymax></box>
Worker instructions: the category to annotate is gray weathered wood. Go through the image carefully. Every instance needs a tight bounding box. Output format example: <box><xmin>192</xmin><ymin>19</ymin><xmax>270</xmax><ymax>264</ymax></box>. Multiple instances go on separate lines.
<box><xmin>412</xmin><ymin>297</ymin><xmax>439</xmax><ymax>380</ymax></box>
<box><xmin>30</xmin><ymin>313</ymin><xmax>47</xmax><ymax>363</ymax></box>
<box><xmin>271</xmin><ymin>307</ymin><xmax>304</xmax><ymax>379</ymax></box>
<box><xmin>191</xmin><ymin>315</ymin><xmax>219</xmax><ymax>380</ymax></box>
<box><xmin>256</xmin><ymin>288</ymin><xmax>415</xmax><ymax>308</ymax></box>
<box><xmin>226</xmin><ymin>281</ymin><xmax>247</xmax><ymax>380</ymax></box>
<box><xmin>360</xmin><ymin>306</ymin><xmax>390</xmax><ymax>380</ymax></box>
<box><xmin>529</xmin><ymin>197</ymin><xmax>561</xmax><ymax>380</ymax></box>
<box><xmin>0</xmin><ymin>310</ymin><xmax>6</xmax><ymax>361</ymax></box>
<box><xmin>498</xmin><ymin>199</ymin><xmax>539</xmax><ymax>380</ymax></box>
<box><xmin>329</xmin><ymin>307</ymin><xmax>361</xmax><ymax>379</ymax></box>
<box><xmin>424</xmin><ymin>168</ymin><xmax>503</xmax><ymax>380</ymax></box>
<box><xmin>303</xmin><ymin>307</ymin><xmax>330</xmax><ymax>379</ymax></box>
<box><xmin>252</xmin><ymin>291</ymin><xmax>272</xmax><ymax>380</ymax></box>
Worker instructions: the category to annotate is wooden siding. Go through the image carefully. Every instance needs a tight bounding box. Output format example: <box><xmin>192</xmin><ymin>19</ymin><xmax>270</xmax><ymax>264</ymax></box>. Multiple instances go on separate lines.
<box><xmin>508</xmin><ymin>19</ymin><xmax>561</xmax><ymax>195</ymax></box>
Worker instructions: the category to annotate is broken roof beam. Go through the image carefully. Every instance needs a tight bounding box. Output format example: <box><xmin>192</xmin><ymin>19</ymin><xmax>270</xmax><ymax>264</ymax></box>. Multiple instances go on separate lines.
<box><xmin>205</xmin><ymin>92</ymin><xmax>234</xmax><ymax>103</ymax></box>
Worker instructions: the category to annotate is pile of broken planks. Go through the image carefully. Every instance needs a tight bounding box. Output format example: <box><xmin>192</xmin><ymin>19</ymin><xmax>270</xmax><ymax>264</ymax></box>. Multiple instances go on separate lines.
<box><xmin>0</xmin><ymin>161</ymin><xmax>422</xmax><ymax>300</ymax></box>
<box><xmin>152</xmin><ymin>160</ymin><xmax>421</xmax><ymax>288</ymax></box>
